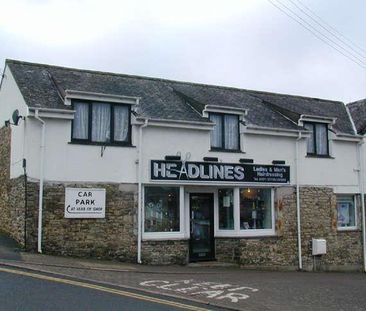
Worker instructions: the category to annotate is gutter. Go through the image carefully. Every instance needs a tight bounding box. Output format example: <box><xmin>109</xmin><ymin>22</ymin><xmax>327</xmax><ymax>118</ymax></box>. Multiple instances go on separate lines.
<box><xmin>295</xmin><ymin>131</ymin><xmax>303</xmax><ymax>270</ymax></box>
<box><xmin>34</xmin><ymin>110</ymin><xmax>46</xmax><ymax>253</ymax></box>
<box><xmin>137</xmin><ymin>118</ymin><xmax>149</xmax><ymax>264</ymax></box>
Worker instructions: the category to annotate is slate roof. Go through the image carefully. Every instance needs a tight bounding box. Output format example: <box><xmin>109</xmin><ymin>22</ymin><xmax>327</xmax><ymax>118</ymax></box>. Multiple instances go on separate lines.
<box><xmin>348</xmin><ymin>99</ymin><xmax>366</xmax><ymax>135</ymax></box>
<box><xmin>4</xmin><ymin>59</ymin><xmax>355</xmax><ymax>135</ymax></box>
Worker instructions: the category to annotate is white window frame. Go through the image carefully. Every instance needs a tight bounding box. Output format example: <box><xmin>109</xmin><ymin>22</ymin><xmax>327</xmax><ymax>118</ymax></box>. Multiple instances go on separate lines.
<box><xmin>215</xmin><ymin>187</ymin><xmax>275</xmax><ymax>237</ymax></box>
<box><xmin>336</xmin><ymin>195</ymin><xmax>358</xmax><ymax>231</ymax></box>
<box><xmin>142</xmin><ymin>185</ymin><xmax>185</xmax><ymax>240</ymax></box>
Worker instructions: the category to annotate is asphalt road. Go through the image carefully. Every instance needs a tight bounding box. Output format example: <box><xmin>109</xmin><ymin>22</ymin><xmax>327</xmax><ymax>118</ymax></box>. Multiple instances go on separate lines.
<box><xmin>0</xmin><ymin>268</ymin><xmax>224</xmax><ymax>311</ymax></box>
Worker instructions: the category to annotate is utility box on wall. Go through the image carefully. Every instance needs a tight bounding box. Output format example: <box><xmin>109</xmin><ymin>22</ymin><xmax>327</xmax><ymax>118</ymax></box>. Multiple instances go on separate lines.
<box><xmin>312</xmin><ymin>238</ymin><xmax>327</xmax><ymax>255</ymax></box>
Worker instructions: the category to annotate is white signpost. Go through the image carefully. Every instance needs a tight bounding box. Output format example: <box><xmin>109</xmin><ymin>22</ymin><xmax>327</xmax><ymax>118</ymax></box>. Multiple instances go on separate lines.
<box><xmin>65</xmin><ymin>188</ymin><xmax>106</xmax><ymax>218</ymax></box>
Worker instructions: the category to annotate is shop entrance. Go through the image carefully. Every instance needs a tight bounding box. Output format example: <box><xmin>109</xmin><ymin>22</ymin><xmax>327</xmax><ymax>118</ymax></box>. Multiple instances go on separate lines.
<box><xmin>189</xmin><ymin>193</ymin><xmax>215</xmax><ymax>262</ymax></box>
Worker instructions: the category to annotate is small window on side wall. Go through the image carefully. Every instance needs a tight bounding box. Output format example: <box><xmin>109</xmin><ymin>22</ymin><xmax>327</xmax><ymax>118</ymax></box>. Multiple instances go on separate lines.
<box><xmin>209</xmin><ymin>113</ymin><xmax>240</xmax><ymax>151</ymax></box>
<box><xmin>337</xmin><ymin>195</ymin><xmax>357</xmax><ymax>230</ymax></box>
<box><xmin>72</xmin><ymin>100</ymin><xmax>131</xmax><ymax>145</ymax></box>
<box><xmin>304</xmin><ymin>122</ymin><xmax>329</xmax><ymax>156</ymax></box>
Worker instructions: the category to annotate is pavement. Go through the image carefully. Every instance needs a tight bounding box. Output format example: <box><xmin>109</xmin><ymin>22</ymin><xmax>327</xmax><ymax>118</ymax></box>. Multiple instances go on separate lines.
<box><xmin>0</xmin><ymin>232</ymin><xmax>366</xmax><ymax>311</ymax></box>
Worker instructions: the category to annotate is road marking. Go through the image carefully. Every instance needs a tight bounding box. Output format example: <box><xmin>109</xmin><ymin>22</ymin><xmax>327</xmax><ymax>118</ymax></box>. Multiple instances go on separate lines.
<box><xmin>140</xmin><ymin>279</ymin><xmax>258</xmax><ymax>303</ymax></box>
<box><xmin>0</xmin><ymin>267</ymin><xmax>210</xmax><ymax>311</ymax></box>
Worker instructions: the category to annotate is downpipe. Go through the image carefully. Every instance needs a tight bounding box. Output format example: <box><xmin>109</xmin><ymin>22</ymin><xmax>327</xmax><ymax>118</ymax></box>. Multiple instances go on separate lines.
<box><xmin>34</xmin><ymin>110</ymin><xmax>46</xmax><ymax>253</ymax></box>
<box><xmin>357</xmin><ymin>139</ymin><xmax>366</xmax><ymax>272</ymax></box>
<box><xmin>295</xmin><ymin>132</ymin><xmax>303</xmax><ymax>270</ymax></box>
<box><xmin>137</xmin><ymin>119</ymin><xmax>149</xmax><ymax>264</ymax></box>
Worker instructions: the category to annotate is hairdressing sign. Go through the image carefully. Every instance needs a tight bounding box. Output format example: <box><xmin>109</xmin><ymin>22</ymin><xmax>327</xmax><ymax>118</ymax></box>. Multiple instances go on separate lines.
<box><xmin>151</xmin><ymin>160</ymin><xmax>290</xmax><ymax>184</ymax></box>
<box><xmin>65</xmin><ymin>188</ymin><xmax>106</xmax><ymax>218</ymax></box>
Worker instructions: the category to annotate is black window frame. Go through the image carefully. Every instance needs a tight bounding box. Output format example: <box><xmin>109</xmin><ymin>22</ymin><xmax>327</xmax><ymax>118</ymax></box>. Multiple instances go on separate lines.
<box><xmin>209</xmin><ymin>112</ymin><xmax>241</xmax><ymax>152</ymax></box>
<box><xmin>71</xmin><ymin>99</ymin><xmax>132</xmax><ymax>147</ymax></box>
<box><xmin>304</xmin><ymin>122</ymin><xmax>329</xmax><ymax>157</ymax></box>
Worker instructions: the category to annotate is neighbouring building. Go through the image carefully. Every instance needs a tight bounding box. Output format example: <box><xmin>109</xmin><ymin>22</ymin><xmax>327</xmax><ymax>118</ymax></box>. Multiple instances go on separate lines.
<box><xmin>0</xmin><ymin>59</ymin><xmax>365</xmax><ymax>271</ymax></box>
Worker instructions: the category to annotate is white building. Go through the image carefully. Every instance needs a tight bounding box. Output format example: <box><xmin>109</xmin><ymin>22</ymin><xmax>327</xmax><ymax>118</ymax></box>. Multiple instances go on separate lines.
<box><xmin>0</xmin><ymin>59</ymin><xmax>365</xmax><ymax>271</ymax></box>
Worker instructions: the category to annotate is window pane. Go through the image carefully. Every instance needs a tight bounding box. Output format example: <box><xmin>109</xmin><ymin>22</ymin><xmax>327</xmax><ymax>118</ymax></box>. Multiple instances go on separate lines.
<box><xmin>304</xmin><ymin>123</ymin><xmax>315</xmax><ymax>154</ymax></box>
<box><xmin>72</xmin><ymin>102</ymin><xmax>89</xmax><ymax>139</ymax></box>
<box><xmin>91</xmin><ymin>103</ymin><xmax>111</xmax><ymax>142</ymax></box>
<box><xmin>144</xmin><ymin>187</ymin><xmax>180</xmax><ymax>232</ymax></box>
<box><xmin>218</xmin><ymin>189</ymin><xmax>234</xmax><ymax>230</ymax></box>
<box><xmin>114</xmin><ymin>105</ymin><xmax>129</xmax><ymax>142</ymax></box>
<box><xmin>240</xmin><ymin>188</ymin><xmax>272</xmax><ymax>230</ymax></box>
<box><xmin>337</xmin><ymin>195</ymin><xmax>356</xmax><ymax>228</ymax></box>
<box><xmin>315</xmin><ymin>123</ymin><xmax>328</xmax><ymax>155</ymax></box>
<box><xmin>224</xmin><ymin>115</ymin><xmax>239</xmax><ymax>150</ymax></box>
<box><xmin>210</xmin><ymin>114</ymin><xmax>223</xmax><ymax>148</ymax></box>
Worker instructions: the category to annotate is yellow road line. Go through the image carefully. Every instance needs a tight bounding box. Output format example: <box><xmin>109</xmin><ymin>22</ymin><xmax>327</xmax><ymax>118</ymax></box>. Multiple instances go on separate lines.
<box><xmin>0</xmin><ymin>266</ymin><xmax>211</xmax><ymax>311</ymax></box>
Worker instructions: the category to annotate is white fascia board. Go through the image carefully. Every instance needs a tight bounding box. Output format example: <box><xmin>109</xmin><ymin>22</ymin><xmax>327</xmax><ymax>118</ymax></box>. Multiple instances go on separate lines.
<box><xmin>64</xmin><ymin>90</ymin><xmax>141</xmax><ymax>106</ymax></box>
<box><xmin>298</xmin><ymin>114</ymin><xmax>337</xmax><ymax>126</ymax></box>
<box><xmin>203</xmin><ymin>105</ymin><xmax>248</xmax><ymax>118</ymax></box>
<box><xmin>332</xmin><ymin>133</ymin><xmax>363</xmax><ymax>142</ymax></box>
<box><xmin>244</xmin><ymin>125</ymin><xmax>310</xmax><ymax>138</ymax></box>
<box><xmin>135</xmin><ymin>117</ymin><xmax>214</xmax><ymax>131</ymax></box>
<box><xmin>28</xmin><ymin>107</ymin><xmax>75</xmax><ymax>120</ymax></box>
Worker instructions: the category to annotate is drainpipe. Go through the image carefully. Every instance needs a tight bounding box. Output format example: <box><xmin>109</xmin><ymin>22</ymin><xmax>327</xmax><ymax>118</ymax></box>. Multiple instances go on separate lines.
<box><xmin>295</xmin><ymin>131</ymin><xmax>303</xmax><ymax>270</ymax></box>
<box><xmin>137</xmin><ymin>119</ymin><xmax>149</xmax><ymax>264</ymax></box>
<box><xmin>357</xmin><ymin>139</ymin><xmax>366</xmax><ymax>272</ymax></box>
<box><xmin>34</xmin><ymin>110</ymin><xmax>46</xmax><ymax>253</ymax></box>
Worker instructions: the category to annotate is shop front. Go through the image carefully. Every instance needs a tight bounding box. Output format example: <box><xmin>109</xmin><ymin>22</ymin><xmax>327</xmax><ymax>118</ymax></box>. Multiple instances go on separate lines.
<box><xmin>143</xmin><ymin>160</ymin><xmax>290</xmax><ymax>263</ymax></box>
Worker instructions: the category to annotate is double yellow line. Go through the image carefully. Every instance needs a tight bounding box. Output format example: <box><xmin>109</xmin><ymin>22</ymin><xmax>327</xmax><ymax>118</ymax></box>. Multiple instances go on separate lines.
<box><xmin>0</xmin><ymin>266</ymin><xmax>211</xmax><ymax>311</ymax></box>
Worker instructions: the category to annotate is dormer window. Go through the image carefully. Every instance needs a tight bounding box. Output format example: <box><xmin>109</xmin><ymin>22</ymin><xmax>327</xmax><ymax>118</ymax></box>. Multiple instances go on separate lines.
<box><xmin>209</xmin><ymin>113</ymin><xmax>240</xmax><ymax>151</ymax></box>
<box><xmin>304</xmin><ymin>122</ymin><xmax>329</xmax><ymax>156</ymax></box>
<box><xmin>72</xmin><ymin>100</ymin><xmax>131</xmax><ymax>145</ymax></box>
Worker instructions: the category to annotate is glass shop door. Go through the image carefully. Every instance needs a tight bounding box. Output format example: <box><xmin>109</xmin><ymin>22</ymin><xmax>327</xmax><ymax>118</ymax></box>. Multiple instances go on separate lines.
<box><xmin>189</xmin><ymin>193</ymin><xmax>215</xmax><ymax>262</ymax></box>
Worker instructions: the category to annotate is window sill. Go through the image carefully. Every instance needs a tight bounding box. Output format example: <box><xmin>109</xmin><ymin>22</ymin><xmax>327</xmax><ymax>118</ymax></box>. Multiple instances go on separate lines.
<box><xmin>69</xmin><ymin>141</ymin><xmax>136</xmax><ymax>148</ymax></box>
<box><xmin>337</xmin><ymin>227</ymin><xmax>359</xmax><ymax>232</ymax></box>
<box><xmin>306</xmin><ymin>154</ymin><xmax>334</xmax><ymax>159</ymax></box>
<box><xmin>215</xmin><ymin>229</ymin><xmax>276</xmax><ymax>238</ymax></box>
<box><xmin>142</xmin><ymin>232</ymin><xmax>186</xmax><ymax>240</ymax></box>
<box><xmin>209</xmin><ymin>148</ymin><xmax>245</xmax><ymax>154</ymax></box>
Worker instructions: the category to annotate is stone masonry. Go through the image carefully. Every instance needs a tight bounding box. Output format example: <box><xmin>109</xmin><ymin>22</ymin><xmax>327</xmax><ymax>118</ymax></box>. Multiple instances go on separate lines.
<box><xmin>216</xmin><ymin>186</ymin><xmax>364</xmax><ymax>271</ymax></box>
<box><xmin>141</xmin><ymin>240</ymin><xmax>189</xmax><ymax>265</ymax></box>
<box><xmin>39</xmin><ymin>182</ymin><xmax>138</xmax><ymax>262</ymax></box>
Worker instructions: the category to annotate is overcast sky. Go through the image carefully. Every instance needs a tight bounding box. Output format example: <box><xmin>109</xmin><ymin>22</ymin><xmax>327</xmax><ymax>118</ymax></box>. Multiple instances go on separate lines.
<box><xmin>1</xmin><ymin>0</ymin><xmax>365</xmax><ymax>103</ymax></box>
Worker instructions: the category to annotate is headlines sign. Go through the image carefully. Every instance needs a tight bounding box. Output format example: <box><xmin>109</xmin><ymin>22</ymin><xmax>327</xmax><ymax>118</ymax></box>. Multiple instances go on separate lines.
<box><xmin>151</xmin><ymin>160</ymin><xmax>290</xmax><ymax>184</ymax></box>
<box><xmin>65</xmin><ymin>188</ymin><xmax>106</xmax><ymax>218</ymax></box>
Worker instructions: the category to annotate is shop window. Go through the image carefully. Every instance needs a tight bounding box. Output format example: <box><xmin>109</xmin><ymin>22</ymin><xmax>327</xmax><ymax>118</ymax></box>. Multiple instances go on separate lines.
<box><xmin>209</xmin><ymin>113</ymin><xmax>240</xmax><ymax>151</ymax></box>
<box><xmin>218</xmin><ymin>189</ymin><xmax>234</xmax><ymax>230</ymax></box>
<box><xmin>144</xmin><ymin>187</ymin><xmax>180</xmax><ymax>232</ymax></box>
<box><xmin>337</xmin><ymin>195</ymin><xmax>357</xmax><ymax>230</ymax></box>
<box><xmin>72</xmin><ymin>100</ymin><xmax>131</xmax><ymax>145</ymax></box>
<box><xmin>239</xmin><ymin>188</ymin><xmax>272</xmax><ymax>230</ymax></box>
<box><xmin>304</xmin><ymin>122</ymin><xmax>329</xmax><ymax>156</ymax></box>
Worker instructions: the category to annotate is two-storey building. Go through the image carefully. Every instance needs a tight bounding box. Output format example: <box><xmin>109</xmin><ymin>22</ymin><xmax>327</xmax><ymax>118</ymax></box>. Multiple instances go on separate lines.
<box><xmin>0</xmin><ymin>59</ymin><xmax>365</xmax><ymax>271</ymax></box>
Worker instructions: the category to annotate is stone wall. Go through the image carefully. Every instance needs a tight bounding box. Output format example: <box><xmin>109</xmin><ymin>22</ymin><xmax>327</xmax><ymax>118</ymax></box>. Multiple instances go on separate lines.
<box><xmin>141</xmin><ymin>240</ymin><xmax>189</xmax><ymax>265</ymax></box>
<box><xmin>216</xmin><ymin>186</ymin><xmax>364</xmax><ymax>271</ymax></box>
<box><xmin>0</xmin><ymin>126</ymin><xmax>30</xmax><ymax>247</ymax></box>
<box><xmin>300</xmin><ymin>187</ymin><xmax>363</xmax><ymax>271</ymax></box>
<box><xmin>216</xmin><ymin>187</ymin><xmax>298</xmax><ymax>270</ymax></box>
<box><xmin>0</xmin><ymin>126</ymin><xmax>12</xmax><ymax>234</ymax></box>
<box><xmin>32</xmin><ymin>182</ymin><xmax>139</xmax><ymax>262</ymax></box>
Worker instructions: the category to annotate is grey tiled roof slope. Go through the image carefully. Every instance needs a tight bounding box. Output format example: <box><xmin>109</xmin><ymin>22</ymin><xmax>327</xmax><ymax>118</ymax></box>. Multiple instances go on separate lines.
<box><xmin>247</xmin><ymin>91</ymin><xmax>355</xmax><ymax>135</ymax></box>
<box><xmin>348</xmin><ymin>99</ymin><xmax>366</xmax><ymax>134</ymax></box>
<box><xmin>5</xmin><ymin>59</ymin><xmax>355</xmax><ymax>134</ymax></box>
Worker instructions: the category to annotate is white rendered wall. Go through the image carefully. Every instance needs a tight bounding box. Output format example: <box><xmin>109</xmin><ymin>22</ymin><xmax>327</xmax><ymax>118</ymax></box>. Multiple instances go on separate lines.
<box><xmin>21</xmin><ymin>116</ymin><xmax>360</xmax><ymax>190</ymax></box>
<box><xmin>25</xmin><ymin>118</ymin><xmax>139</xmax><ymax>182</ymax></box>
<box><xmin>0</xmin><ymin>66</ymin><xmax>28</xmax><ymax>178</ymax></box>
